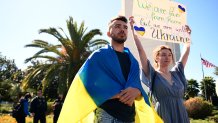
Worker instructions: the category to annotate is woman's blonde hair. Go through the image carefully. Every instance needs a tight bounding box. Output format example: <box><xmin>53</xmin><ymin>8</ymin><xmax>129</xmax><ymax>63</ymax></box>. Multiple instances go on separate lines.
<box><xmin>153</xmin><ymin>45</ymin><xmax>175</xmax><ymax>68</ymax></box>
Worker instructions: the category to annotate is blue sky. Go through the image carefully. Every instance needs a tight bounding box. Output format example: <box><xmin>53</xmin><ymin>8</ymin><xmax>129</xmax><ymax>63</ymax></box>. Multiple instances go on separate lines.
<box><xmin>0</xmin><ymin>0</ymin><xmax>217</xmax><ymax>83</ymax></box>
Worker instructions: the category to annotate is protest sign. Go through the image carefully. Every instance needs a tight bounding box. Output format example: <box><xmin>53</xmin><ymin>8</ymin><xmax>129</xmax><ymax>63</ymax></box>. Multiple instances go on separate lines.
<box><xmin>132</xmin><ymin>0</ymin><xmax>190</xmax><ymax>43</ymax></box>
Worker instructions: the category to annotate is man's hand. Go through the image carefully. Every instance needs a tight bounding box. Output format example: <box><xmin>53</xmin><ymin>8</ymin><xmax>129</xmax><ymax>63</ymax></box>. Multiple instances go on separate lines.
<box><xmin>118</xmin><ymin>87</ymin><xmax>141</xmax><ymax>106</ymax></box>
<box><xmin>31</xmin><ymin>113</ymin><xmax>35</xmax><ymax>117</ymax></box>
<box><xmin>28</xmin><ymin>113</ymin><xmax>32</xmax><ymax>117</ymax></box>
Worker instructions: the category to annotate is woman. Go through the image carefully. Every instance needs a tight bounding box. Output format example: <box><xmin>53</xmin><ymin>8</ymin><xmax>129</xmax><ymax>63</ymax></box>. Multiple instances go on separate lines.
<box><xmin>15</xmin><ymin>93</ymin><xmax>32</xmax><ymax>123</ymax></box>
<box><xmin>129</xmin><ymin>17</ymin><xmax>191</xmax><ymax>123</ymax></box>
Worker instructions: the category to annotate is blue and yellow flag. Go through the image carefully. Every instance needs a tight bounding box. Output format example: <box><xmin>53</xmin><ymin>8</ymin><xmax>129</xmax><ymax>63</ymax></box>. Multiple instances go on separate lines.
<box><xmin>58</xmin><ymin>45</ymin><xmax>163</xmax><ymax>123</ymax></box>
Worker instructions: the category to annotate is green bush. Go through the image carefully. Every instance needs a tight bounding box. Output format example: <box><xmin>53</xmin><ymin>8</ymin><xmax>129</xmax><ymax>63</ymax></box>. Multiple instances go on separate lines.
<box><xmin>0</xmin><ymin>103</ymin><xmax>13</xmax><ymax>114</ymax></box>
<box><xmin>184</xmin><ymin>97</ymin><xmax>213</xmax><ymax>119</ymax></box>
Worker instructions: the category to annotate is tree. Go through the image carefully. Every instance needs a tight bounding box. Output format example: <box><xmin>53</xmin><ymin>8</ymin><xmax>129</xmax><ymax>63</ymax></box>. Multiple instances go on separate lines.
<box><xmin>0</xmin><ymin>53</ymin><xmax>18</xmax><ymax>82</ymax></box>
<box><xmin>200</xmin><ymin>76</ymin><xmax>216</xmax><ymax>101</ymax></box>
<box><xmin>0</xmin><ymin>53</ymin><xmax>23</xmax><ymax>101</ymax></box>
<box><xmin>215</xmin><ymin>67</ymin><xmax>218</xmax><ymax>76</ymax></box>
<box><xmin>22</xmin><ymin>17</ymin><xmax>108</xmax><ymax>95</ymax></box>
<box><xmin>22</xmin><ymin>60</ymin><xmax>57</xmax><ymax>99</ymax></box>
<box><xmin>185</xmin><ymin>79</ymin><xmax>199</xmax><ymax>99</ymax></box>
<box><xmin>22</xmin><ymin>61</ymin><xmax>46</xmax><ymax>89</ymax></box>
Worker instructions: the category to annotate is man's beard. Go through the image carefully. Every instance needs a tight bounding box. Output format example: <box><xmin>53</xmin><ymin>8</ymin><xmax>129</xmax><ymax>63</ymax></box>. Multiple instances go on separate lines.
<box><xmin>111</xmin><ymin>34</ymin><xmax>127</xmax><ymax>44</ymax></box>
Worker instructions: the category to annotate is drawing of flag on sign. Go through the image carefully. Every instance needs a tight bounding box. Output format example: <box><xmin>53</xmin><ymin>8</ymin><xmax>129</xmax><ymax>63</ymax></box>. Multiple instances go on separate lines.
<box><xmin>201</xmin><ymin>58</ymin><xmax>217</xmax><ymax>68</ymax></box>
<box><xmin>134</xmin><ymin>26</ymin><xmax>145</xmax><ymax>36</ymax></box>
<box><xmin>178</xmin><ymin>5</ymin><xmax>186</xmax><ymax>13</ymax></box>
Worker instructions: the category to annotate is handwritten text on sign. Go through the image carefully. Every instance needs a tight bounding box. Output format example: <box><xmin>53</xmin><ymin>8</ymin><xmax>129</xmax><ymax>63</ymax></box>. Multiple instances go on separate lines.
<box><xmin>132</xmin><ymin>0</ymin><xmax>190</xmax><ymax>43</ymax></box>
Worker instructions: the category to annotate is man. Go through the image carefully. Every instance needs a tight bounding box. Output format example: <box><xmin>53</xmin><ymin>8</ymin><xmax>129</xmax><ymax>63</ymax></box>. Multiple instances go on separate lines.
<box><xmin>30</xmin><ymin>89</ymin><xmax>47</xmax><ymax>123</ymax></box>
<box><xmin>52</xmin><ymin>94</ymin><xmax>64</xmax><ymax>123</ymax></box>
<box><xmin>58</xmin><ymin>15</ymin><xmax>162</xmax><ymax>123</ymax></box>
<box><xmin>94</xmin><ymin>15</ymin><xmax>143</xmax><ymax>123</ymax></box>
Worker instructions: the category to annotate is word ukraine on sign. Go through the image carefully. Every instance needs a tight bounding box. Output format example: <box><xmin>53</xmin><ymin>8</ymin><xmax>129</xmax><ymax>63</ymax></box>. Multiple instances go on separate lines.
<box><xmin>132</xmin><ymin>0</ymin><xmax>190</xmax><ymax>43</ymax></box>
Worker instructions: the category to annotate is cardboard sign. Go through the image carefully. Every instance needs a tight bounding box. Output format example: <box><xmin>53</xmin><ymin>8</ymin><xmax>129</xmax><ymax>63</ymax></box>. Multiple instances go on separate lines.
<box><xmin>132</xmin><ymin>0</ymin><xmax>190</xmax><ymax>43</ymax></box>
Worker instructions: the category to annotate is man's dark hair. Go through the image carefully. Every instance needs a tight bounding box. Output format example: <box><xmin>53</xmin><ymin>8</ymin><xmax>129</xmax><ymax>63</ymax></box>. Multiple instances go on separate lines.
<box><xmin>25</xmin><ymin>92</ymin><xmax>31</xmax><ymax>99</ymax></box>
<box><xmin>109</xmin><ymin>15</ymin><xmax>128</xmax><ymax>25</ymax></box>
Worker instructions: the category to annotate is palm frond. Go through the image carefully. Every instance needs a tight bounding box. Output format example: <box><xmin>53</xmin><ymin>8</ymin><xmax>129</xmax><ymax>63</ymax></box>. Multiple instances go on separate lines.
<box><xmin>67</xmin><ymin>17</ymin><xmax>80</xmax><ymax>47</ymax></box>
<box><xmin>89</xmin><ymin>39</ymin><xmax>109</xmax><ymax>46</ymax></box>
<box><xmin>40</xmin><ymin>27</ymin><xmax>74</xmax><ymax>55</ymax></box>
<box><xmin>59</xmin><ymin>39</ymin><xmax>74</xmax><ymax>57</ymax></box>
<box><xmin>58</xmin><ymin>27</ymin><xmax>70</xmax><ymax>40</ymax></box>
<box><xmin>79</xmin><ymin>29</ymin><xmax>107</xmax><ymax>52</ymax></box>
<box><xmin>21</xmin><ymin>65</ymin><xmax>48</xmax><ymax>90</ymax></box>
<box><xmin>25</xmin><ymin>40</ymin><xmax>49</xmax><ymax>48</ymax></box>
<box><xmin>41</xmin><ymin>64</ymin><xmax>66</xmax><ymax>92</ymax></box>
<box><xmin>25</xmin><ymin>55</ymin><xmax>59</xmax><ymax>63</ymax></box>
<box><xmin>78</xmin><ymin>21</ymin><xmax>87</xmax><ymax>38</ymax></box>
<box><xmin>39</xmin><ymin>28</ymin><xmax>64</xmax><ymax>41</ymax></box>
<box><xmin>82</xmin><ymin>29</ymin><xmax>102</xmax><ymax>42</ymax></box>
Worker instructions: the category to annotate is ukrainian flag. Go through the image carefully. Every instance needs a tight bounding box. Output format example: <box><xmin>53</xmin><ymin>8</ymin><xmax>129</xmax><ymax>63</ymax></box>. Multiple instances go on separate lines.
<box><xmin>58</xmin><ymin>45</ymin><xmax>163</xmax><ymax>123</ymax></box>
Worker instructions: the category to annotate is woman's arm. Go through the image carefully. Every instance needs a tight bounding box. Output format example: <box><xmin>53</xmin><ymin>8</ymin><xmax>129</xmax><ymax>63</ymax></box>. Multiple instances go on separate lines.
<box><xmin>129</xmin><ymin>16</ymin><xmax>149</xmax><ymax>77</ymax></box>
<box><xmin>179</xmin><ymin>25</ymin><xmax>191</xmax><ymax>67</ymax></box>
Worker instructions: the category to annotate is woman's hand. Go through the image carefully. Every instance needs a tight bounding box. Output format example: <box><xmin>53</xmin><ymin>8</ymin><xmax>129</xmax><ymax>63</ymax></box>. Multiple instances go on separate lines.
<box><xmin>185</xmin><ymin>25</ymin><xmax>191</xmax><ymax>35</ymax></box>
<box><xmin>129</xmin><ymin>16</ymin><xmax>135</xmax><ymax>30</ymax></box>
<box><xmin>185</xmin><ymin>25</ymin><xmax>191</xmax><ymax>48</ymax></box>
<box><xmin>179</xmin><ymin>25</ymin><xmax>192</xmax><ymax>67</ymax></box>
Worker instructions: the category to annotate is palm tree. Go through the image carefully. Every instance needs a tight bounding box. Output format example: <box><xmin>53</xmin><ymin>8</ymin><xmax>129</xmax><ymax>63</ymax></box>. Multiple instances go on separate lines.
<box><xmin>185</xmin><ymin>79</ymin><xmax>199</xmax><ymax>99</ymax></box>
<box><xmin>22</xmin><ymin>17</ymin><xmax>108</xmax><ymax>95</ymax></box>
<box><xmin>215</xmin><ymin>67</ymin><xmax>218</xmax><ymax>76</ymax></box>
<box><xmin>22</xmin><ymin>61</ymin><xmax>46</xmax><ymax>90</ymax></box>
<box><xmin>200</xmin><ymin>76</ymin><xmax>216</xmax><ymax>101</ymax></box>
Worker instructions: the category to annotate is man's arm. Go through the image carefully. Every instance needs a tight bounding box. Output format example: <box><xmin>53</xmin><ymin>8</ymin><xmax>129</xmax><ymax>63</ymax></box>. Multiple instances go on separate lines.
<box><xmin>44</xmin><ymin>98</ymin><xmax>47</xmax><ymax>112</ymax></box>
<box><xmin>29</xmin><ymin>98</ymin><xmax>37</xmax><ymax>116</ymax></box>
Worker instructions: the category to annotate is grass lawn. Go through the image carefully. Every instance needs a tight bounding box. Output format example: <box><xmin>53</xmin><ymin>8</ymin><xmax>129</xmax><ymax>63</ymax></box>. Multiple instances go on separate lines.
<box><xmin>0</xmin><ymin>114</ymin><xmax>53</xmax><ymax>123</ymax></box>
<box><xmin>1</xmin><ymin>104</ymin><xmax>218</xmax><ymax>123</ymax></box>
<box><xmin>190</xmin><ymin>119</ymin><xmax>216</xmax><ymax>123</ymax></box>
<box><xmin>0</xmin><ymin>114</ymin><xmax>218</xmax><ymax>123</ymax></box>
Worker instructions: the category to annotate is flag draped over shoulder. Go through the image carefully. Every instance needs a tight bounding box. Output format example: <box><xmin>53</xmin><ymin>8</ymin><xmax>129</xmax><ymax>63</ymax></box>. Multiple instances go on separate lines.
<box><xmin>201</xmin><ymin>58</ymin><xmax>217</xmax><ymax>68</ymax></box>
<box><xmin>58</xmin><ymin>45</ymin><xmax>163</xmax><ymax>123</ymax></box>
